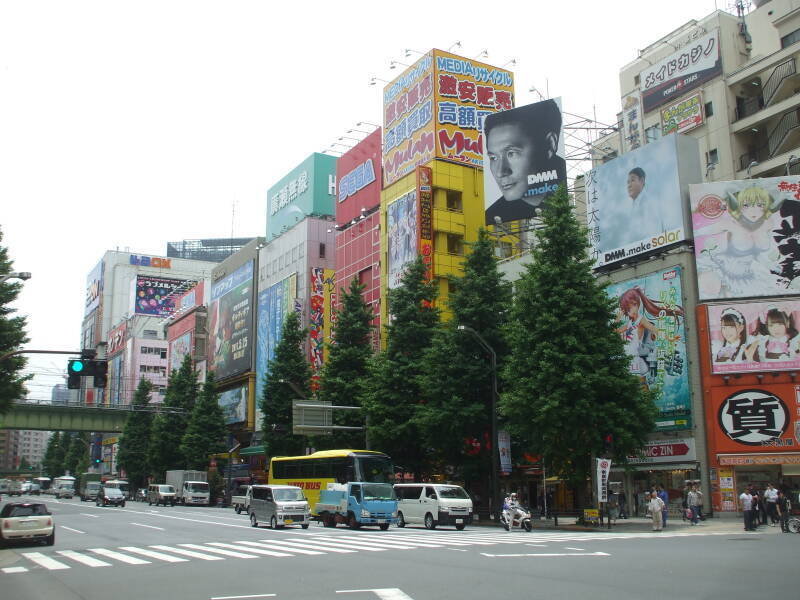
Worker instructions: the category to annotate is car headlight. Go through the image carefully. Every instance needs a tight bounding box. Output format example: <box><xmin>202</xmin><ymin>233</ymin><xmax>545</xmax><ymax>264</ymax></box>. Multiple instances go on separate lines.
<box><xmin>392</xmin><ymin>511</ymin><xmax>398</xmax><ymax>518</ymax></box>
<box><xmin>360</xmin><ymin>509</ymin><xmax>370</xmax><ymax>518</ymax></box>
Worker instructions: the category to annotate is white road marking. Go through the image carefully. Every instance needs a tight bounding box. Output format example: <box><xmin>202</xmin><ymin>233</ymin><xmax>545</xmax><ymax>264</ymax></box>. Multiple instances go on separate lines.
<box><xmin>207</xmin><ymin>542</ymin><xmax>291</xmax><ymax>557</ymax></box>
<box><xmin>525</xmin><ymin>544</ymin><xmax>548</xmax><ymax>547</ymax></box>
<box><xmin>179</xmin><ymin>543</ymin><xmax>259</xmax><ymax>559</ymax></box>
<box><xmin>20</xmin><ymin>552</ymin><xmax>70</xmax><ymax>570</ymax></box>
<box><xmin>337</xmin><ymin>589</ymin><xmax>415</xmax><ymax>600</ymax></box>
<box><xmin>481</xmin><ymin>551</ymin><xmax>610</xmax><ymax>558</ymax></box>
<box><xmin>89</xmin><ymin>548</ymin><xmax>150</xmax><ymax>564</ymax></box>
<box><xmin>261</xmin><ymin>539</ymin><xmax>356</xmax><ymax>554</ymax></box>
<box><xmin>210</xmin><ymin>595</ymin><xmax>276</xmax><ymax>600</ymax></box>
<box><xmin>56</xmin><ymin>550</ymin><xmax>111</xmax><ymax>567</ymax></box>
<box><xmin>313</xmin><ymin>535</ymin><xmax>418</xmax><ymax>550</ymax></box>
<box><xmin>119</xmin><ymin>546</ymin><xmax>188</xmax><ymax>562</ymax></box>
<box><xmin>149</xmin><ymin>545</ymin><xmax>224</xmax><ymax>561</ymax></box>
<box><xmin>237</xmin><ymin>540</ymin><xmax>324</xmax><ymax>555</ymax></box>
<box><xmin>60</xmin><ymin>526</ymin><xmax>86</xmax><ymax>534</ymax></box>
<box><xmin>1</xmin><ymin>566</ymin><xmax>29</xmax><ymax>574</ymax></box>
<box><xmin>290</xmin><ymin>538</ymin><xmax>388</xmax><ymax>551</ymax></box>
<box><xmin>80</xmin><ymin>513</ymin><xmax>100</xmax><ymax>518</ymax></box>
<box><xmin>565</xmin><ymin>547</ymin><xmax>585</xmax><ymax>551</ymax></box>
<box><xmin>129</xmin><ymin>522</ymin><xmax>165</xmax><ymax>531</ymax></box>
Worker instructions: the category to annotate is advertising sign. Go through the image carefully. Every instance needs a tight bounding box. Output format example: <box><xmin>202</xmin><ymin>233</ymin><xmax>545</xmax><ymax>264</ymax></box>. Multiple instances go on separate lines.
<box><xmin>169</xmin><ymin>331</ymin><xmax>192</xmax><ymax>374</ymax></box>
<box><xmin>209</xmin><ymin>261</ymin><xmax>254</xmax><ymax>380</ymax></box>
<box><xmin>85</xmin><ymin>260</ymin><xmax>104</xmax><ymax>316</ymax></box>
<box><xmin>483</xmin><ymin>98</ymin><xmax>567</xmax><ymax>225</ymax></box>
<box><xmin>586</xmin><ymin>135</ymin><xmax>695</xmax><ymax>267</ymax></box>
<box><xmin>498</xmin><ymin>430</ymin><xmax>512</xmax><ymax>474</ymax></box>
<box><xmin>219</xmin><ymin>384</ymin><xmax>248</xmax><ymax>425</ymax></box>
<box><xmin>133</xmin><ymin>275</ymin><xmax>193</xmax><ymax>317</ymax></box>
<box><xmin>255</xmin><ymin>273</ymin><xmax>298</xmax><ymax>406</ymax></box>
<box><xmin>417</xmin><ymin>166</ymin><xmax>434</xmax><ymax>281</ymax></box>
<box><xmin>607</xmin><ymin>266</ymin><xmax>691</xmax><ymax>431</ymax></box>
<box><xmin>387</xmin><ymin>190</ymin><xmax>418</xmax><ymax>289</ymax></box>
<box><xmin>691</xmin><ymin>176</ymin><xmax>800</xmax><ymax>300</ymax></box>
<box><xmin>596</xmin><ymin>458</ymin><xmax>612</xmax><ymax>503</ymax></box>
<box><xmin>107</xmin><ymin>321</ymin><xmax>127</xmax><ymax>356</ymax></box>
<box><xmin>336</xmin><ymin>129</ymin><xmax>382</xmax><ymax>224</ymax></box>
<box><xmin>621</xmin><ymin>91</ymin><xmax>644</xmax><ymax>153</ymax></box>
<box><xmin>661</xmin><ymin>92</ymin><xmax>703</xmax><ymax>136</ymax></box>
<box><xmin>627</xmin><ymin>438</ymin><xmax>696</xmax><ymax>464</ymax></box>
<box><xmin>708</xmin><ymin>300</ymin><xmax>800</xmax><ymax>374</ymax></box>
<box><xmin>382</xmin><ymin>49</ymin><xmax>515</xmax><ymax>186</ymax></box>
<box><xmin>640</xmin><ymin>29</ymin><xmax>721</xmax><ymax>113</ymax></box>
<box><xmin>309</xmin><ymin>267</ymin><xmax>335</xmax><ymax>373</ymax></box>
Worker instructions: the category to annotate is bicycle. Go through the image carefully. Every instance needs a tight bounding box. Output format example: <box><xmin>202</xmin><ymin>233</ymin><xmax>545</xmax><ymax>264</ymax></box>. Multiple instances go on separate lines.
<box><xmin>788</xmin><ymin>516</ymin><xmax>800</xmax><ymax>533</ymax></box>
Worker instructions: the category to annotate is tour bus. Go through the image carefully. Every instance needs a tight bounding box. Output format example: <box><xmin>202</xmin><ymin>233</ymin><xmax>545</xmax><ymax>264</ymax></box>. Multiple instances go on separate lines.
<box><xmin>268</xmin><ymin>450</ymin><xmax>394</xmax><ymax>513</ymax></box>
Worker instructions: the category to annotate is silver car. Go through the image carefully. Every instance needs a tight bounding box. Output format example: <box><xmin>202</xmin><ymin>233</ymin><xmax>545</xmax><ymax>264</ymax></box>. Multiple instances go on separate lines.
<box><xmin>249</xmin><ymin>485</ymin><xmax>310</xmax><ymax>529</ymax></box>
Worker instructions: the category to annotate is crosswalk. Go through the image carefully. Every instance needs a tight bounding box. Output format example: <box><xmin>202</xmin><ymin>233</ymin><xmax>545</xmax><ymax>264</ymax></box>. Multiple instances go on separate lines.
<box><xmin>1</xmin><ymin>529</ymin><xmax>734</xmax><ymax>575</ymax></box>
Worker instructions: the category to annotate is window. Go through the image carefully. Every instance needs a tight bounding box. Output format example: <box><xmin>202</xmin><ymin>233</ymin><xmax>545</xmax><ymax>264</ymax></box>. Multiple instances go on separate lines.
<box><xmin>706</xmin><ymin>148</ymin><xmax>719</xmax><ymax>165</ymax></box>
<box><xmin>319</xmin><ymin>243</ymin><xmax>326</xmax><ymax>258</ymax></box>
<box><xmin>781</xmin><ymin>28</ymin><xmax>800</xmax><ymax>49</ymax></box>
<box><xmin>445</xmin><ymin>190</ymin><xmax>462</xmax><ymax>212</ymax></box>
<box><xmin>160</xmin><ymin>349</ymin><xmax>167</xmax><ymax>359</ymax></box>
<box><xmin>446</xmin><ymin>233</ymin><xmax>463</xmax><ymax>255</ymax></box>
<box><xmin>634</xmin><ymin>74</ymin><xmax>640</xmax><ymax>86</ymax></box>
<box><xmin>644</xmin><ymin>125</ymin><xmax>661</xmax><ymax>142</ymax></box>
<box><xmin>495</xmin><ymin>241</ymin><xmax>513</xmax><ymax>259</ymax></box>
<box><xmin>704</xmin><ymin>101</ymin><xmax>713</xmax><ymax>117</ymax></box>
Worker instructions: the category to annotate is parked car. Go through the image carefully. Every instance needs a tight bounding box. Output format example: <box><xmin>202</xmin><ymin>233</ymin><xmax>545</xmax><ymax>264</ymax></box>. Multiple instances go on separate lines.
<box><xmin>147</xmin><ymin>484</ymin><xmax>176</xmax><ymax>506</ymax></box>
<box><xmin>96</xmin><ymin>486</ymin><xmax>126</xmax><ymax>507</ymax></box>
<box><xmin>0</xmin><ymin>502</ymin><xmax>54</xmax><ymax>546</ymax></box>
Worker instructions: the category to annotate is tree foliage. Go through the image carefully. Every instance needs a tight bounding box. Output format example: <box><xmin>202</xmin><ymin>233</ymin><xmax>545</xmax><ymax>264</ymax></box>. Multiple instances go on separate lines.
<box><xmin>43</xmin><ymin>431</ymin><xmax>66</xmax><ymax>477</ymax></box>
<box><xmin>117</xmin><ymin>378</ymin><xmax>154</xmax><ymax>489</ymax></box>
<box><xmin>261</xmin><ymin>311</ymin><xmax>311</xmax><ymax>457</ymax></box>
<box><xmin>362</xmin><ymin>257</ymin><xmax>439</xmax><ymax>480</ymax></box>
<box><xmin>500</xmin><ymin>186</ymin><xmax>656</xmax><ymax>486</ymax></box>
<box><xmin>181</xmin><ymin>372</ymin><xmax>227</xmax><ymax>470</ymax></box>
<box><xmin>315</xmin><ymin>278</ymin><xmax>374</xmax><ymax>449</ymax></box>
<box><xmin>0</xmin><ymin>227</ymin><xmax>31</xmax><ymax>414</ymax></box>
<box><xmin>64</xmin><ymin>432</ymin><xmax>89</xmax><ymax>476</ymax></box>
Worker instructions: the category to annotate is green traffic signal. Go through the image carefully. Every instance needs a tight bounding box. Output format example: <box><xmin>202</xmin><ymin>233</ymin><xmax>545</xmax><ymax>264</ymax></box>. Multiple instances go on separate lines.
<box><xmin>68</xmin><ymin>359</ymin><xmax>85</xmax><ymax>374</ymax></box>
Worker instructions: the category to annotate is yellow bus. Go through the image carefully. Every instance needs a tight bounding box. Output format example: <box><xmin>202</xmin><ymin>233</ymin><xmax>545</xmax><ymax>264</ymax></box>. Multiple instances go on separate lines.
<box><xmin>268</xmin><ymin>449</ymin><xmax>394</xmax><ymax>512</ymax></box>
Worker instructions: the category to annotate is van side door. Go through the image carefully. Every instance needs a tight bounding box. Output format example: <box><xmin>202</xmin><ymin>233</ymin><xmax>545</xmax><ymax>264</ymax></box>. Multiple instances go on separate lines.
<box><xmin>423</xmin><ymin>486</ymin><xmax>438</xmax><ymax>520</ymax></box>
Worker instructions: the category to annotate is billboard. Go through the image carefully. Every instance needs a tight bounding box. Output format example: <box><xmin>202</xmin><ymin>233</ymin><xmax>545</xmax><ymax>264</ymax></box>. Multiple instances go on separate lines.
<box><xmin>387</xmin><ymin>190</ymin><xmax>418</xmax><ymax>289</ymax></box>
<box><xmin>586</xmin><ymin>134</ymin><xmax>699</xmax><ymax>267</ymax></box>
<box><xmin>691</xmin><ymin>176</ymin><xmax>800</xmax><ymax>299</ymax></box>
<box><xmin>169</xmin><ymin>331</ymin><xmax>192</xmax><ymax>374</ymax></box>
<box><xmin>661</xmin><ymin>92</ymin><xmax>704</xmax><ymax>136</ymax></box>
<box><xmin>309</xmin><ymin>267</ymin><xmax>335</xmax><ymax>373</ymax></box>
<box><xmin>133</xmin><ymin>275</ymin><xmax>193</xmax><ymax>317</ymax></box>
<box><xmin>607</xmin><ymin>266</ymin><xmax>691</xmax><ymax>431</ymax></box>
<box><xmin>708</xmin><ymin>300</ymin><xmax>800</xmax><ymax>374</ymax></box>
<box><xmin>382</xmin><ymin>49</ymin><xmax>515</xmax><ymax>186</ymax></box>
<box><xmin>219</xmin><ymin>383</ymin><xmax>248</xmax><ymax>425</ymax></box>
<box><xmin>417</xmin><ymin>166</ymin><xmax>434</xmax><ymax>281</ymax></box>
<box><xmin>85</xmin><ymin>260</ymin><xmax>104</xmax><ymax>316</ymax></box>
<box><xmin>483</xmin><ymin>98</ymin><xmax>567</xmax><ymax>225</ymax></box>
<box><xmin>255</xmin><ymin>273</ymin><xmax>298</xmax><ymax>405</ymax></box>
<box><xmin>336</xmin><ymin>129</ymin><xmax>382</xmax><ymax>224</ymax></box>
<box><xmin>640</xmin><ymin>29</ymin><xmax>721</xmax><ymax>113</ymax></box>
<box><xmin>621</xmin><ymin>91</ymin><xmax>644</xmax><ymax>153</ymax></box>
<box><xmin>209</xmin><ymin>261</ymin><xmax>254</xmax><ymax>380</ymax></box>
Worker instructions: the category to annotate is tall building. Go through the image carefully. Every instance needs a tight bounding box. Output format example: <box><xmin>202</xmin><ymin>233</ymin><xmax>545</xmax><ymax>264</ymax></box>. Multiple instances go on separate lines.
<box><xmin>0</xmin><ymin>430</ymin><xmax>50</xmax><ymax>472</ymax></box>
<box><xmin>167</xmin><ymin>238</ymin><xmax>257</xmax><ymax>263</ymax></box>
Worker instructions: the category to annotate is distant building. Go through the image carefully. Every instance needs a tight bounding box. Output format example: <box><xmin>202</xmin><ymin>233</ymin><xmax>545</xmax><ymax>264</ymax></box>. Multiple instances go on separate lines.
<box><xmin>166</xmin><ymin>238</ymin><xmax>257</xmax><ymax>263</ymax></box>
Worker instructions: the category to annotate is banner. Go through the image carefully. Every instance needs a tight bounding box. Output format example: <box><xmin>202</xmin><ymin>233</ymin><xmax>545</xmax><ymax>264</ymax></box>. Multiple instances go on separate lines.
<box><xmin>309</xmin><ymin>267</ymin><xmax>335</xmax><ymax>373</ymax></box>
<box><xmin>596</xmin><ymin>458</ymin><xmax>612</xmax><ymax>503</ymax></box>
<box><xmin>219</xmin><ymin>384</ymin><xmax>248</xmax><ymax>425</ymax></box>
<box><xmin>498</xmin><ymin>430</ymin><xmax>512</xmax><ymax>474</ymax></box>
<box><xmin>387</xmin><ymin>190</ymin><xmax>418</xmax><ymax>289</ymax></box>
<box><xmin>607</xmin><ymin>267</ymin><xmax>691</xmax><ymax>431</ymax></box>
<box><xmin>621</xmin><ymin>91</ymin><xmax>644</xmax><ymax>152</ymax></box>
<box><xmin>691</xmin><ymin>176</ymin><xmax>800</xmax><ymax>299</ymax></box>
<box><xmin>640</xmin><ymin>29</ymin><xmax>721</xmax><ymax>113</ymax></box>
<box><xmin>417</xmin><ymin>166</ymin><xmax>434</xmax><ymax>281</ymax></box>
<box><xmin>209</xmin><ymin>261</ymin><xmax>254</xmax><ymax>380</ymax></box>
<box><xmin>255</xmin><ymin>273</ymin><xmax>298</xmax><ymax>407</ymax></box>
<box><xmin>661</xmin><ymin>92</ymin><xmax>703</xmax><ymax>136</ymax></box>
<box><xmin>133</xmin><ymin>275</ymin><xmax>192</xmax><ymax>317</ymax></box>
<box><xmin>483</xmin><ymin>98</ymin><xmax>566</xmax><ymax>225</ymax></box>
<box><xmin>169</xmin><ymin>331</ymin><xmax>192</xmax><ymax>375</ymax></box>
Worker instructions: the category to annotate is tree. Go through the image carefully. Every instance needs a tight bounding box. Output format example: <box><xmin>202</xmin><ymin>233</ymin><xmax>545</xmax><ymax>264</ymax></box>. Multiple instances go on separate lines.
<box><xmin>0</xmin><ymin>227</ymin><xmax>31</xmax><ymax>415</ymax></box>
<box><xmin>148</xmin><ymin>355</ymin><xmax>198</xmax><ymax>476</ymax></box>
<box><xmin>315</xmin><ymin>278</ymin><xmax>374</xmax><ymax>449</ymax></box>
<box><xmin>117</xmin><ymin>378</ymin><xmax>154</xmax><ymax>489</ymax></box>
<box><xmin>43</xmin><ymin>431</ymin><xmax>67</xmax><ymax>477</ymax></box>
<box><xmin>418</xmin><ymin>228</ymin><xmax>512</xmax><ymax>485</ymax></box>
<box><xmin>362</xmin><ymin>257</ymin><xmax>439</xmax><ymax>480</ymax></box>
<box><xmin>261</xmin><ymin>312</ymin><xmax>311</xmax><ymax>457</ymax></box>
<box><xmin>181</xmin><ymin>372</ymin><xmax>227</xmax><ymax>470</ymax></box>
<box><xmin>64</xmin><ymin>432</ymin><xmax>89</xmax><ymax>476</ymax></box>
<box><xmin>42</xmin><ymin>431</ymin><xmax>60</xmax><ymax>478</ymax></box>
<box><xmin>500</xmin><ymin>186</ymin><xmax>656</xmax><ymax>492</ymax></box>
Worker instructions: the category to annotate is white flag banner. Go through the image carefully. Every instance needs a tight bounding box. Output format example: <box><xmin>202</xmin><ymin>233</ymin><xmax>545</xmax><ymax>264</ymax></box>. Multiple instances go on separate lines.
<box><xmin>596</xmin><ymin>458</ymin><xmax>612</xmax><ymax>503</ymax></box>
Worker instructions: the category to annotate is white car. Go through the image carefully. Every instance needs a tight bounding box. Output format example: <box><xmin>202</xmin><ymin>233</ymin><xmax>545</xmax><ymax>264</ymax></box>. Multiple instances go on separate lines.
<box><xmin>0</xmin><ymin>502</ymin><xmax>55</xmax><ymax>546</ymax></box>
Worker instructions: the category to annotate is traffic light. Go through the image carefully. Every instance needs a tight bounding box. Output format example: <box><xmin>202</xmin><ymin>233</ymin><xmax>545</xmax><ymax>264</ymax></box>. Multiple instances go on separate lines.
<box><xmin>93</xmin><ymin>360</ymin><xmax>108</xmax><ymax>388</ymax></box>
<box><xmin>66</xmin><ymin>358</ymin><xmax>108</xmax><ymax>388</ymax></box>
<box><xmin>603</xmin><ymin>433</ymin><xmax>614</xmax><ymax>456</ymax></box>
<box><xmin>94</xmin><ymin>457</ymin><xmax>102</xmax><ymax>465</ymax></box>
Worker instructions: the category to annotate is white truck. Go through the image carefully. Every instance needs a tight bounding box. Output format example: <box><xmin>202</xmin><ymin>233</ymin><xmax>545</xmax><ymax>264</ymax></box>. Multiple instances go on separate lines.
<box><xmin>53</xmin><ymin>475</ymin><xmax>76</xmax><ymax>499</ymax></box>
<box><xmin>165</xmin><ymin>470</ymin><xmax>210</xmax><ymax>506</ymax></box>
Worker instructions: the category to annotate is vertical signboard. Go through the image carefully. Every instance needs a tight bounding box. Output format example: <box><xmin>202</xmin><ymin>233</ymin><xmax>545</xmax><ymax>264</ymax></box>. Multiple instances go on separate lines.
<box><xmin>309</xmin><ymin>267</ymin><xmax>332</xmax><ymax>373</ymax></box>
<box><xmin>417</xmin><ymin>166</ymin><xmax>434</xmax><ymax>281</ymax></box>
<box><xmin>621</xmin><ymin>91</ymin><xmax>644</xmax><ymax>152</ymax></box>
<box><xmin>85</xmin><ymin>260</ymin><xmax>104</xmax><ymax>316</ymax></box>
<box><xmin>386</xmin><ymin>190</ymin><xmax>418</xmax><ymax>289</ymax></box>
<box><xmin>255</xmin><ymin>273</ymin><xmax>298</xmax><ymax>407</ymax></box>
<box><xmin>607</xmin><ymin>266</ymin><xmax>691</xmax><ymax>431</ymax></box>
<box><xmin>209</xmin><ymin>261</ymin><xmax>254</xmax><ymax>380</ymax></box>
<box><xmin>323</xmin><ymin>268</ymin><xmax>337</xmax><ymax>356</ymax></box>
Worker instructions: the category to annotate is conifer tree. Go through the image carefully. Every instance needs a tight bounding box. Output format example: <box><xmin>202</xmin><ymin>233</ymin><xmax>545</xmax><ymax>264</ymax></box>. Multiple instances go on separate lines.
<box><xmin>64</xmin><ymin>432</ymin><xmax>89</xmax><ymax>476</ymax></box>
<box><xmin>0</xmin><ymin>227</ymin><xmax>31</xmax><ymax>414</ymax></box>
<box><xmin>261</xmin><ymin>312</ymin><xmax>311</xmax><ymax>457</ymax></box>
<box><xmin>316</xmin><ymin>278</ymin><xmax>374</xmax><ymax>449</ymax></box>
<box><xmin>362</xmin><ymin>257</ymin><xmax>438</xmax><ymax>480</ymax></box>
<box><xmin>43</xmin><ymin>431</ymin><xmax>60</xmax><ymax>477</ymax></box>
<box><xmin>117</xmin><ymin>378</ymin><xmax>154</xmax><ymax>489</ymax></box>
<box><xmin>500</xmin><ymin>186</ymin><xmax>656</xmax><ymax>488</ymax></box>
<box><xmin>181</xmin><ymin>372</ymin><xmax>227</xmax><ymax>470</ymax></box>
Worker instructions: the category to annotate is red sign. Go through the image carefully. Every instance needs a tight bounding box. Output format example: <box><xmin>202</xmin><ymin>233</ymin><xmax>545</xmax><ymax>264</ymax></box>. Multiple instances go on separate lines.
<box><xmin>335</xmin><ymin>129</ymin><xmax>382</xmax><ymax>224</ymax></box>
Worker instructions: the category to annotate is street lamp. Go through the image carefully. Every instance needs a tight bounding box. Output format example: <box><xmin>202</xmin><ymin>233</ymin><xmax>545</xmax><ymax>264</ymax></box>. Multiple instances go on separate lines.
<box><xmin>457</xmin><ymin>325</ymin><xmax>501</xmax><ymax>524</ymax></box>
<box><xmin>0</xmin><ymin>271</ymin><xmax>32</xmax><ymax>284</ymax></box>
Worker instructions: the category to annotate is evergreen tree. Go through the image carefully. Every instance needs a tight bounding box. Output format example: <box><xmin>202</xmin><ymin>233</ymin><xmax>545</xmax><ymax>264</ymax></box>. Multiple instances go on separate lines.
<box><xmin>362</xmin><ymin>257</ymin><xmax>438</xmax><ymax>480</ymax></box>
<box><xmin>148</xmin><ymin>355</ymin><xmax>198</xmax><ymax>477</ymax></box>
<box><xmin>64</xmin><ymin>432</ymin><xmax>89</xmax><ymax>476</ymax></box>
<box><xmin>0</xmin><ymin>227</ymin><xmax>31</xmax><ymax>414</ymax></box>
<box><xmin>418</xmin><ymin>228</ymin><xmax>512</xmax><ymax>484</ymax></box>
<box><xmin>117</xmin><ymin>378</ymin><xmax>154</xmax><ymax>489</ymax></box>
<box><xmin>500</xmin><ymin>186</ymin><xmax>656</xmax><ymax>489</ymax></box>
<box><xmin>316</xmin><ymin>278</ymin><xmax>374</xmax><ymax>449</ymax></box>
<box><xmin>42</xmin><ymin>431</ymin><xmax>60</xmax><ymax>478</ymax></box>
<box><xmin>180</xmin><ymin>372</ymin><xmax>227</xmax><ymax>470</ymax></box>
<box><xmin>261</xmin><ymin>312</ymin><xmax>311</xmax><ymax>457</ymax></box>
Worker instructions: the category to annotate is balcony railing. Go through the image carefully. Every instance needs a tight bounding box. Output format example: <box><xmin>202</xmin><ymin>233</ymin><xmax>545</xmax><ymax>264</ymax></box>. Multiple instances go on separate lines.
<box><xmin>768</xmin><ymin>109</ymin><xmax>800</xmax><ymax>156</ymax></box>
<box><xmin>763</xmin><ymin>57</ymin><xmax>797</xmax><ymax>107</ymax></box>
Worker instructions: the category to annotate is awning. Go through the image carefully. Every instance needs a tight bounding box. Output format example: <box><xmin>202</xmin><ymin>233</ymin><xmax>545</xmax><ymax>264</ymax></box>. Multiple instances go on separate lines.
<box><xmin>239</xmin><ymin>445</ymin><xmax>265</xmax><ymax>457</ymax></box>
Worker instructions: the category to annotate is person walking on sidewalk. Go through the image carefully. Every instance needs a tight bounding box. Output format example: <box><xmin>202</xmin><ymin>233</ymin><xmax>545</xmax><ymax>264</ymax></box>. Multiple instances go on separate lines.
<box><xmin>648</xmin><ymin>491</ymin><xmax>665</xmax><ymax>532</ymax></box>
<box><xmin>776</xmin><ymin>490</ymin><xmax>791</xmax><ymax>533</ymax></box>
<box><xmin>764</xmin><ymin>483</ymin><xmax>779</xmax><ymax>526</ymax></box>
<box><xmin>656</xmin><ymin>485</ymin><xmax>669</xmax><ymax>528</ymax></box>
<box><xmin>687</xmin><ymin>484</ymin><xmax>702</xmax><ymax>525</ymax></box>
<box><xmin>739</xmin><ymin>488</ymin><xmax>754</xmax><ymax>531</ymax></box>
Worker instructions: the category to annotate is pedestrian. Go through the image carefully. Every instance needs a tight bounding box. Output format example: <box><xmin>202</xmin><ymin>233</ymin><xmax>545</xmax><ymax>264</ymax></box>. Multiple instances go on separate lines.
<box><xmin>776</xmin><ymin>490</ymin><xmax>791</xmax><ymax>533</ymax></box>
<box><xmin>739</xmin><ymin>487</ymin><xmax>754</xmax><ymax>531</ymax></box>
<box><xmin>764</xmin><ymin>483</ymin><xmax>779</xmax><ymax>526</ymax></box>
<box><xmin>687</xmin><ymin>484</ymin><xmax>702</xmax><ymax>525</ymax></box>
<box><xmin>648</xmin><ymin>491</ymin><xmax>665</xmax><ymax>531</ymax></box>
<box><xmin>752</xmin><ymin>489</ymin><xmax>766</xmax><ymax>526</ymax></box>
<box><xmin>656</xmin><ymin>485</ymin><xmax>669</xmax><ymax>528</ymax></box>
<box><xmin>681</xmin><ymin>484</ymin><xmax>690</xmax><ymax>521</ymax></box>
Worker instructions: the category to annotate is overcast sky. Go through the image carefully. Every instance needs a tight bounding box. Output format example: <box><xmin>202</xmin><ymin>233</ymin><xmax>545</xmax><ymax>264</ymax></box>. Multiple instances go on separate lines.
<box><xmin>1</xmin><ymin>0</ymin><xmax>725</xmax><ymax>400</ymax></box>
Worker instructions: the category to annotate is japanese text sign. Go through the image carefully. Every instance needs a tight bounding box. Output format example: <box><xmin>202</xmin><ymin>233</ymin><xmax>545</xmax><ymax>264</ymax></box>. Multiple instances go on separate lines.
<box><xmin>661</xmin><ymin>92</ymin><xmax>704</xmax><ymax>136</ymax></box>
<box><xmin>209</xmin><ymin>261</ymin><xmax>254</xmax><ymax>380</ymax></box>
<box><xmin>621</xmin><ymin>91</ymin><xmax>644</xmax><ymax>152</ymax></box>
<box><xmin>133</xmin><ymin>275</ymin><xmax>193</xmax><ymax>317</ymax></box>
<box><xmin>417</xmin><ymin>166</ymin><xmax>434</xmax><ymax>282</ymax></box>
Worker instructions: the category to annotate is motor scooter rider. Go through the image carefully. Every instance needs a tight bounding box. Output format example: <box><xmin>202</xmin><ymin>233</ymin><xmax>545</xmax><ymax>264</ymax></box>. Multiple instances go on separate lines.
<box><xmin>503</xmin><ymin>492</ymin><xmax>525</xmax><ymax>527</ymax></box>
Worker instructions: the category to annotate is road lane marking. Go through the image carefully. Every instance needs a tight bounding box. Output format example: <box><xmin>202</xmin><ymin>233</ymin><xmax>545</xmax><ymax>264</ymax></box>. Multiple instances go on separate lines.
<box><xmin>337</xmin><ymin>589</ymin><xmax>414</xmax><ymax>599</ymax></box>
<box><xmin>89</xmin><ymin>548</ymin><xmax>150</xmax><ymax>564</ymax></box>
<box><xmin>60</xmin><ymin>526</ymin><xmax>86</xmax><ymax>534</ymax></box>
<box><xmin>149</xmin><ymin>545</ymin><xmax>224</xmax><ymax>561</ymax></box>
<box><xmin>210</xmin><ymin>594</ymin><xmax>276</xmax><ymax>599</ymax></box>
<box><xmin>56</xmin><ymin>550</ymin><xmax>111</xmax><ymax>567</ymax></box>
<box><xmin>2</xmin><ymin>567</ymin><xmax>29</xmax><ymax>574</ymax></box>
<box><xmin>129</xmin><ymin>522</ymin><xmax>165</xmax><ymax>531</ymax></box>
<box><xmin>80</xmin><ymin>513</ymin><xmax>100</xmax><ymax>518</ymax></box>
<box><xmin>480</xmin><ymin>551</ymin><xmax>610</xmax><ymax>558</ymax></box>
<box><xmin>313</xmin><ymin>535</ymin><xmax>418</xmax><ymax>550</ymax></box>
<box><xmin>179</xmin><ymin>544</ymin><xmax>259</xmax><ymax>559</ymax></box>
<box><xmin>285</xmin><ymin>538</ymin><xmax>388</xmax><ymax>552</ymax></box>
<box><xmin>120</xmin><ymin>546</ymin><xmax>188</xmax><ymax>562</ymax></box>
<box><xmin>207</xmin><ymin>542</ymin><xmax>291</xmax><ymax>557</ymax></box>
<box><xmin>565</xmin><ymin>547</ymin><xmax>585</xmax><ymax>551</ymax></box>
<box><xmin>20</xmin><ymin>552</ymin><xmax>70</xmax><ymax>570</ymax></box>
<box><xmin>261</xmin><ymin>539</ymin><xmax>356</xmax><ymax>554</ymax></box>
<box><xmin>525</xmin><ymin>544</ymin><xmax>548</xmax><ymax>547</ymax></box>
<box><xmin>237</xmin><ymin>540</ymin><xmax>324</xmax><ymax>555</ymax></box>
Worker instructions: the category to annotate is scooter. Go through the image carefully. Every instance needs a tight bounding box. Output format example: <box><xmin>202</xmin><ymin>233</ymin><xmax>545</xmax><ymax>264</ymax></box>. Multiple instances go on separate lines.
<box><xmin>500</xmin><ymin>504</ymin><xmax>533</xmax><ymax>532</ymax></box>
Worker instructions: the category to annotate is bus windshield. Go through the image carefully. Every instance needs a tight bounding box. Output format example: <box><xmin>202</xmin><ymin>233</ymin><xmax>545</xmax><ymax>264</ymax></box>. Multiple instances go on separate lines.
<box><xmin>356</xmin><ymin>455</ymin><xmax>394</xmax><ymax>483</ymax></box>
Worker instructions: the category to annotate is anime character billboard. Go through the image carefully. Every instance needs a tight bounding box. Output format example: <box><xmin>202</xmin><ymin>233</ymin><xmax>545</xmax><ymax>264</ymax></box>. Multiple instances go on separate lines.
<box><xmin>691</xmin><ymin>176</ymin><xmax>800</xmax><ymax>299</ymax></box>
<box><xmin>208</xmin><ymin>261</ymin><xmax>254</xmax><ymax>380</ymax></box>
<box><xmin>607</xmin><ymin>266</ymin><xmax>691</xmax><ymax>431</ymax></box>
<box><xmin>387</xmin><ymin>190</ymin><xmax>418</xmax><ymax>289</ymax></box>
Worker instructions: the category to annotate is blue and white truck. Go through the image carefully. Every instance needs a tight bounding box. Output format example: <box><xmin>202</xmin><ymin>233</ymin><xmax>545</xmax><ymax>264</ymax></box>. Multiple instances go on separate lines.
<box><xmin>315</xmin><ymin>482</ymin><xmax>398</xmax><ymax>530</ymax></box>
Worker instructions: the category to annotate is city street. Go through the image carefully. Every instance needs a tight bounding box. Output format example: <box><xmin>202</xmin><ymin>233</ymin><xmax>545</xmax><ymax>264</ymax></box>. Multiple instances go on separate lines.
<box><xmin>1</xmin><ymin>495</ymin><xmax>796</xmax><ymax>600</ymax></box>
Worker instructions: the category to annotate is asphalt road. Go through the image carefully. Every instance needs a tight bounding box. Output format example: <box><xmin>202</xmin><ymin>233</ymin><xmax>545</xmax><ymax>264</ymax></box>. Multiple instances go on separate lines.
<box><xmin>1</xmin><ymin>494</ymin><xmax>797</xmax><ymax>600</ymax></box>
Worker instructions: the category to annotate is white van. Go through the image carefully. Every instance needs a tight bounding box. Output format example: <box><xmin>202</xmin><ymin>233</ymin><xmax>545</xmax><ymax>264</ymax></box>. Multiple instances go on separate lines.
<box><xmin>393</xmin><ymin>483</ymin><xmax>473</xmax><ymax>530</ymax></box>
